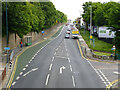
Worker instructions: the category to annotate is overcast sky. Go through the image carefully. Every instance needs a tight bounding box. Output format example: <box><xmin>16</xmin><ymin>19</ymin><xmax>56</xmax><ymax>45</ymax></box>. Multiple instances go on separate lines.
<box><xmin>51</xmin><ymin>0</ymin><xmax>120</xmax><ymax>21</ymax></box>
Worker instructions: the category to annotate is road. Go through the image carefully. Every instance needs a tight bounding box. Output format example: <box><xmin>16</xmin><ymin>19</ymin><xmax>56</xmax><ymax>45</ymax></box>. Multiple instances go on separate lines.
<box><xmin>11</xmin><ymin>26</ymin><xmax>106</xmax><ymax>88</ymax></box>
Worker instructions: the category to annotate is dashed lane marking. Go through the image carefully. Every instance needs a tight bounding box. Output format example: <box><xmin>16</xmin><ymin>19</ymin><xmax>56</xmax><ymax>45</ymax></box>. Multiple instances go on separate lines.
<box><xmin>70</xmin><ymin>65</ymin><xmax>73</xmax><ymax>72</ymax></box>
<box><xmin>52</xmin><ymin>57</ymin><xmax>54</xmax><ymax>62</ymax></box>
<box><xmin>45</xmin><ymin>74</ymin><xmax>50</xmax><ymax>85</ymax></box>
<box><xmin>19</xmin><ymin>72</ymin><xmax>23</xmax><ymax>75</ymax></box>
<box><xmin>49</xmin><ymin>64</ymin><xmax>53</xmax><ymax>71</ymax></box>
<box><xmin>12</xmin><ymin>82</ymin><xmax>16</xmax><ymax>86</ymax></box>
<box><xmin>25</xmin><ymin>65</ymin><xmax>28</xmax><ymax>67</ymax></box>
<box><xmin>23</xmin><ymin>68</ymin><xmax>26</xmax><ymax>71</ymax></box>
<box><xmin>54</xmin><ymin>52</ymin><xmax>56</xmax><ymax>55</ymax></box>
<box><xmin>16</xmin><ymin>76</ymin><xmax>20</xmax><ymax>80</ymax></box>
<box><xmin>68</xmin><ymin>58</ymin><xmax>71</xmax><ymax>63</ymax></box>
<box><xmin>72</xmin><ymin>76</ymin><xmax>76</xmax><ymax>87</ymax></box>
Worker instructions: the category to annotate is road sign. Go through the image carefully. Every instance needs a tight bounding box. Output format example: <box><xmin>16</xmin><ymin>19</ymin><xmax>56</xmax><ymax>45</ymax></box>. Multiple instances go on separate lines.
<box><xmin>111</xmin><ymin>45</ymin><xmax>116</xmax><ymax>51</ymax></box>
<box><xmin>90</xmin><ymin>35</ymin><xmax>93</xmax><ymax>39</ymax></box>
<box><xmin>4</xmin><ymin>47</ymin><xmax>10</xmax><ymax>50</ymax></box>
<box><xmin>42</xmin><ymin>31</ymin><xmax>44</xmax><ymax>34</ymax></box>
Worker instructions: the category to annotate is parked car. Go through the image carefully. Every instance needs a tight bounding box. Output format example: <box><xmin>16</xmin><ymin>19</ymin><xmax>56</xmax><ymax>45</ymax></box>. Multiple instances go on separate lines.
<box><xmin>65</xmin><ymin>34</ymin><xmax>70</xmax><ymax>38</ymax></box>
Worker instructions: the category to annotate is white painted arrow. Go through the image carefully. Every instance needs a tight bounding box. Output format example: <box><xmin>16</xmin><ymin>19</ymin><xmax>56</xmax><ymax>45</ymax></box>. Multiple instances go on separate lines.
<box><xmin>60</xmin><ymin>66</ymin><xmax>66</xmax><ymax>74</ymax></box>
<box><xmin>23</xmin><ymin>68</ymin><xmax>38</xmax><ymax>77</ymax></box>
<box><xmin>113</xmin><ymin>72</ymin><xmax>120</xmax><ymax>75</ymax></box>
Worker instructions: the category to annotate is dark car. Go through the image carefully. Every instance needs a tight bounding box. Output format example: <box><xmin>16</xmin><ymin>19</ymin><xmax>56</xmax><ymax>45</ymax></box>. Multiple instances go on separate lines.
<box><xmin>65</xmin><ymin>34</ymin><xmax>70</xmax><ymax>38</ymax></box>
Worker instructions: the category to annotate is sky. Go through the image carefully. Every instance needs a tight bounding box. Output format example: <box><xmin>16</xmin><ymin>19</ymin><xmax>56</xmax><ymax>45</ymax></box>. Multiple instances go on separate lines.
<box><xmin>51</xmin><ymin>0</ymin><xmax>120</xmax><ymax>21</ymax></box>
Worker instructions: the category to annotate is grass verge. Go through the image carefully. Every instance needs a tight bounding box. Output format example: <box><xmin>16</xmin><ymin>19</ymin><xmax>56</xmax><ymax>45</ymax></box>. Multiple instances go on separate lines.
<box><xmin>80</xmin><ymin>29</ymin><xmax>113</xmax><ymax>53</ymax></box>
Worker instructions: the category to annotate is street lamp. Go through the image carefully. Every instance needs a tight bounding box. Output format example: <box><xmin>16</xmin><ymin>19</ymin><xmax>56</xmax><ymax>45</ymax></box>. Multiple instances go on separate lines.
<box><xmin>89</xmin><ymin>5</ymin><xmax>92</xmax><ymax>45</ymax></box>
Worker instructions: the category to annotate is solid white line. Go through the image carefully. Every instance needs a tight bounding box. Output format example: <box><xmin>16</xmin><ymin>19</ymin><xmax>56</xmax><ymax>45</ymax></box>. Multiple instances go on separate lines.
<box><xmin>19</xmin><ymin>72</ymin><xmax>23</xmax><ymax>75</ymax></box>
<box><xmin>52</xmin><ymin>57</ymin><xmax>54</xmax><ymax>62</ymax></box>
<box><xmin>45</xmin><ymin>74</ymin><xmax>50</xmax><ymax>85</ymax></box>
<box><xmin>16</xmin><ymin>76</ymin><xmax>20</xmax><ymax>80</ymax></box>
<box><xmin>49</xmin><ymin>64</ymin><xmax>53</xmax><ymax>71</ymax></box>
<box><xmin>70</xmin><ymin>65</ymin><xmax>72</xmax><ymax>72</ymax></box>
<box><xmin>25</xmin><ymin>65</ymin><xmax>28</xmax><ymax>67</ymax></box>
<box><xmin>23</xmin><ymin>68</ymin><xmax>26</xmax><ymax>71</ymax></box>
<box><xmin>68</xmin><ymin>58</ymin><xmax>71</xmax><ymax>63</ymax></box>
<box><xmin>72</xmin><ymin>76</ymin><xmax>76</xmax><ymax>87</ymax></box>
<box><xmin>12</xmin><ymin>82</ymin><xmax>16</xmax><ymax>86</ymax></box>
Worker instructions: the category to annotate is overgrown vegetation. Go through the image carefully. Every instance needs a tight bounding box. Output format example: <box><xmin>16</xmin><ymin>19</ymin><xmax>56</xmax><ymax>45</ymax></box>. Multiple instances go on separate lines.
<box><xmin>2</xmin><ymin>2</ymin><xmax>67</xmax><ymax>38</ymax></box>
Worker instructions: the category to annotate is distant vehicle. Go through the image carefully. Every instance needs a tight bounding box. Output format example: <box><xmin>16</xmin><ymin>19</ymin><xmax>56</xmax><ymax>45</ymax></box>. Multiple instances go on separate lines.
<box><xmin>72</xmin><ymin>30</ymin><xmax>79</xmax><ymax>39</ymax></box>
<box><xmin>98</xmin><ymin>27</ymin><xmax>115</xmax><ymax>38</ymax></box>
<box><xmin>66</xmin><ymin>31</ymin><xmax>70</xmax><ymax>34</ymax></box>
<box><xmin>65</xmin><ymin>34</ymin><xmax>70</xmax><ymax>38</ymax></box>
<box><xmin>67</xmin><ymin>25</ymin><xmax>71</xmax><ymax>31</ymax></box>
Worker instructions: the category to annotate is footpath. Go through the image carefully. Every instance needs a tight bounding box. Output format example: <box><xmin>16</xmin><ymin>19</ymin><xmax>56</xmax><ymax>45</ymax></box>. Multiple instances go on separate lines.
<box><xmin>78</xmin><ymin>34</ymin><xmax>120</xmax><ymax>89</ymax></box>
<box><xmin>1</xmin><ymin>24</ymin><xmax>64</xmax><ymax>89</ymax></box>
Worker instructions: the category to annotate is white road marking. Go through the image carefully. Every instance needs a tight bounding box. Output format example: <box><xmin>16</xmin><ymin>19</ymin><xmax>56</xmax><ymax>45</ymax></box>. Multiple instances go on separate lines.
<box><xmin>45</xmin><ymin>74</ymin><xmax>50</xmax><ymax>85</ymax></box>
<box><xmin>23</xmin><ymin>68</ymin><xmax>38</xmax><ymax>77</ymax></box>
<box><xmin>32</xmin><ymin>57</ymin><xmax>34</xmax><ymax>60</ymax></box>
<box><xmin>55</xmin><ymin>56</ymin><xmax>67</xmax><ymax>59</ymax></box>
<box><xmin>60</xmin><ymin>66</ymin><xmax>66</xmax><ymax>74</ymax></box>
<box><xmin>12</xmin><ymin>82</ymin><xmax>16</xmax><ymax>86</ymax></box>
<box><xmin>52</xmin><ymin>57</ymin><xmax>54</xmax><ymax>62</ymax></box>
<box><xmin>49</xmin><ymin>64</ymin><xmax>53</xmax><ymax>71</ymax></box>
<box><xmin>86</xmin><ymin>59</ymin><xmax>109</xmax><ymax>87</ymax></box>
<box><xmin>70</xmin><ymin>65</ymin><xmax>72</xmax><ymax>72</ymax></box>
<box><xmin>113</xmin><ymin>72</ymin><xmax>120</xmax><ymax>75</ymax></box>
<box><xmin>67</xmin><ymin>53</ymin><xmax>69</xmax><ymax>56</ymax></box>
<box><xmin>16</xmin><ymin>76</ymin><xmax>20</xmax><ymax>80</ymax></box>
<box><xmin>29</xmin><ymin>61</ymin><xmax>31</xmax><ymax>63</ymax></box>
<box><xmin>72</xmin><ymin>76</ymin><xmax>76</xmax><ymax>87</ymax></box>
<box><xmin>23</xmin><ymin>68</ymin><xmax>26</xmax><ymax>71</ymax></box>
<box><xmin>98</xmin><ymin>69</ymin><xmax>110</xmax><ymax>83</ymax></box>
<box><xmin>25</xmin><ymin>65</ymin><xmax>28</xmax><ymax>67</ymax></box>
<box><xmin>68</xmin><ymin>58</ymin><xmax>71</xmax><ymax>63</ymax></box>
<box><xmin>66</xmin><ymin>48</ymin><xmax>68</xmax><ymax>52</ymax></box>
<box><xmin>56</xmin><ymin>48</ymin><xmax>58</xmax><ymax>51</ymax></box>
<box><xmin>19</xmin><ymin>72</ymin><xmax>23</xmax><ymax>75</ymax></box>
<box><xmin>54</xmin><ymin>52</ymin><xmax>56</xmax><ymax>55</ymax></box>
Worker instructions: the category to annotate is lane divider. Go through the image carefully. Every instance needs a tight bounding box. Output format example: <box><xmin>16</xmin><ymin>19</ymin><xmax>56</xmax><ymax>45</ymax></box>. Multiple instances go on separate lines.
<box><xmin>7</xmin><ymin>26</ymin><xmax>65</xmax><ymax>89</ymax></box>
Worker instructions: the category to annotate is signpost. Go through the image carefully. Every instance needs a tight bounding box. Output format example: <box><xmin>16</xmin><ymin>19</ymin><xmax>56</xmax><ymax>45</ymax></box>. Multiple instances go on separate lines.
<box><xmin>111</xmin><ymin>45</ymin><xmax>116</xmax><ymax>60</ymax></box>
<box><xmin>4</xmin><ymin>47</ymin><xmax>10</xmax><ymax>71</ymax></box>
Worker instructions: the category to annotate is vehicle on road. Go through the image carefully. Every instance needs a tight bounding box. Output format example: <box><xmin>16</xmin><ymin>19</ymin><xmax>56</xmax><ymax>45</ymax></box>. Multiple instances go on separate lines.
<box><xmin>65</xmin><ymin>34</ymin><xmax>70</xmax><ymax>38</ymax></box>
<box><xmin>66</xmin><ymin>31</ymin><xmax>70</xmax><ymax>34</ymax></box>
<box><xmin>72</xmin><ymin>30</ymin><xmax>79</xmax><ymax>39</ymax></box>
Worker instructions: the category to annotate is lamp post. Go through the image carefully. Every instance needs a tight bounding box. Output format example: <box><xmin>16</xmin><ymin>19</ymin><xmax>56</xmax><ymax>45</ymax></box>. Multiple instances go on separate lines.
<box><xmin>90</xmin><ymin>5</ymin><xmax>92</xmax><ymax>45</ymax></box>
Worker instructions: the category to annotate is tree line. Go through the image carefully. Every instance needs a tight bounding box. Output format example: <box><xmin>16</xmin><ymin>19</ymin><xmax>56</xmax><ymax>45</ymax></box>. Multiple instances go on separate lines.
<box><xmin>2</xmin><ymin>2</ymin><xmax>67</xmax><ymax>38</ymax></box>
<box><xmin>82</xmin><ymin>1</ymin><xmax>120</xmax><ymax>52</ymax></box>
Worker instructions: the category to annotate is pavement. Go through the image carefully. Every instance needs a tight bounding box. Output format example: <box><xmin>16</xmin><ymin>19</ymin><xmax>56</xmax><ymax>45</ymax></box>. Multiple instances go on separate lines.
<box><xmin>1</xmin><ymin>24</ymin><xmax>63</xmax><ymax>89</ymax></box>
<box><xmin>2</xmin><ymin>25</ymin><xmax>119</xmax><ymax>89</ymax></box>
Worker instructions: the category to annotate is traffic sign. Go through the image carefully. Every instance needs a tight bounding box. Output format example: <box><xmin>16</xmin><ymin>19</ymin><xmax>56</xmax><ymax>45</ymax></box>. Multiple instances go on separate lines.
<box><xmin>4</xmin><ymin>47</ymin><xmax>10</xmax><ymax>50</ymax></box>
<box><xmin>111</xmin><ymin>45</ymin><xmax>116</xmax><ymax>51</ymax></box>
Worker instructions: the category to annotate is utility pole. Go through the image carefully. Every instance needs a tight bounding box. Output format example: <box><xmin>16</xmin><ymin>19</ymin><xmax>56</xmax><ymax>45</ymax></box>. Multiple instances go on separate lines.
<box><xmin>90</xmin><ymin>5</ymin><xmax>92</xmax><ymax>45</ymax></box>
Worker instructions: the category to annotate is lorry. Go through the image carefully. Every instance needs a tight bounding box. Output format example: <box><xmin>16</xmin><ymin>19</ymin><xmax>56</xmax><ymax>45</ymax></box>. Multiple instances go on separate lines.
<box><xmin>72</xmin><ymin>30</ymin><xmax>79</xmax><ymax>39</ymax></box>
